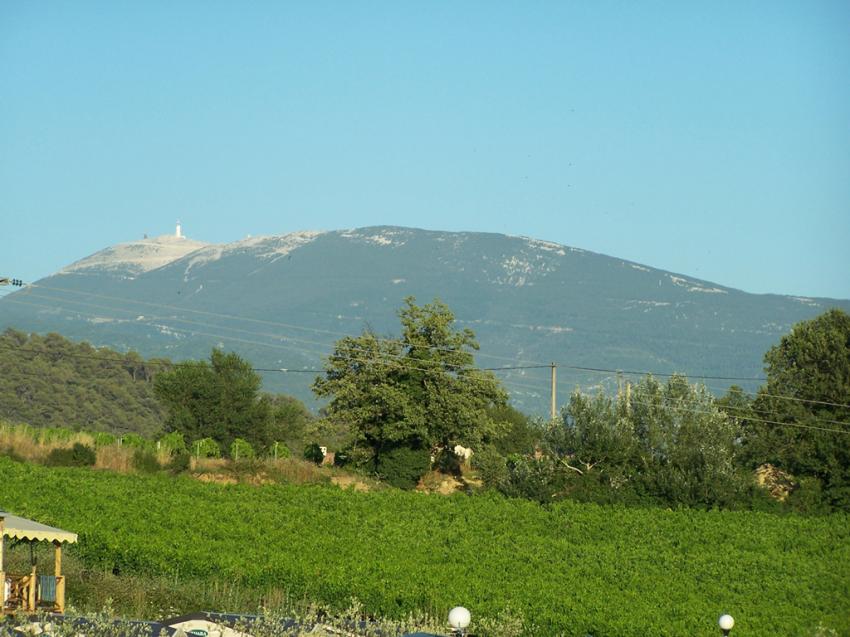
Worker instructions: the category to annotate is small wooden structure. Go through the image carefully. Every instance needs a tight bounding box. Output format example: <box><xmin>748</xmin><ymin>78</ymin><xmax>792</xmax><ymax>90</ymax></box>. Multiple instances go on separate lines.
<box><xmin>0</xmin><ymin>511</ymin><xmax>77</xmax><ymax>614</ymax></box>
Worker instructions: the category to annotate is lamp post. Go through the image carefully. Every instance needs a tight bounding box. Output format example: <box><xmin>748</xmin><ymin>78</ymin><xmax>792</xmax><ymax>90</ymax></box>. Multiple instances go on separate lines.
<box><xmin>718</xmin><ymin>614</ymin><xmax>734</xmax><ymax>636</ymax></box>
<box><xmin>448</xmin><ymin>606</ymin><xmax>471</xmax><ymax>636</ymax></box>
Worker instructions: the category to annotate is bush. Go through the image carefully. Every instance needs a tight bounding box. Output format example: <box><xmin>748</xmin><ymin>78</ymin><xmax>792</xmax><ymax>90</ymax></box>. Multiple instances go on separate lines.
<box><xmin>270</xmin><ymin>441</ymin><xmax>291</xmax><ymax>460</ymax></box>
<box><xmin>192</xmin><ymin>437</ymin><xmax>221</xmax><ymax>458</ymax></box>
<box><xmin>230</xmin><ymin>438</ymin><xmax>255</xmax><ymax>460</ymax></box>
<box><xmin>333</xmin><ymin>444</ymin><xmax>372</xmax><ymax>469</ymax></box>
<box><xmin>472</xmin><ymin>445</ymin><xmax>509</xmax><ymax>490</ymax></box>
<box><xmin>433</xmin><ymin>447</ymin><xmax>462</xmax><ymax>476</ymax></box>
<box><xmin>92</xmin><ymin>431</ymin><xmax>117</xmax><ymax>447</ymax></box>
<box><xmin>158</xmin><ymin>431</ymin><xmax>187</xmax><ymax>454</ymax></box>
<box><xmin>45</xmin><ymin>443</ymin><xmax>96</xmax><ymax>467</ymax></box>
<box><xmin>376</xmin><ymin>443</ymin><xmax>431</xmax><ymax>490</ymax></box>
<box><xmin>132</xmin><ymin>448</ymin><xmax>161</xmax><ymax>474</ymax></box>
<box><xmin>121</xmin><ymin>433</ymin><xmax>149</xmax><ymax>449</ymax></box>
<box><xmin>167</xmin><ymin>450</ymin><xmax>191</xmax><ymax>474</ymax></box>
<box><xmin>303</xmin><ymin>443</ymin><xmax>325</xmax><ymax>465</ymax></box>
<box><xmin>38</xmin><ymin>428</ymin><xmax>75</xmax><ymax>445</ymax></box>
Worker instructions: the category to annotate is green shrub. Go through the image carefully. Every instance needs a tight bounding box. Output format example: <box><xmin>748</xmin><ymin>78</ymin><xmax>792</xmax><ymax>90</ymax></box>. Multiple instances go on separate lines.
<box><xmin>270</xmin><ymin>441</ymin><xmax>291</xmax><ymax>460</ymax></box>
<box><xmin>132</xmin><ymin>448</ymin><xmax>161</xmax><ymax>474</ymax></box>
<box><xmin>45</xmin><ymin>443</ymin><xmax>96</xmax><ymax>468</ymax></box>
<box><xmin>158</xmin><ymin>431</ymin><xmax>187</xmax><ymax>454</ymax></box>
<box><xmin>192</xmin><ymin>437</ymin><xmax>221</xmax><ymax>458</ymax></box>
<box><xmin>472</xmin><ymin>445</ymin><xmax>509</xmax><ymax>489</ymax></box>
<box><xmin>121</xmin><ymin>433</ymin><xmax>149</xmax><ymax>449</ymax></box>
<box><xmin>303</xmin><ymin>443</ymin><xmax>325</xmax><ymax>465</ymax></box>
<box><xmin>167</xmin><ymin>450</ymin><xmax>191</xmax><ymax>474</ymax></box>
<box><xmin>230</xmin><ymin>438</ymin><xmax>255</xmax><ymax>460</ymax></box>
<box><xmin>376</xmin><ymin>443</ymin><xmax>431</xmax><ymax>490</ymax></box>
<box><xmin>433</xmin><ymin>447</ymin><xmax>462</xmax><ymax>476</ymax></box>
<box><xmin>38</xmin><ymin>427</ymin><xmax>76</xmax><ymax>445</ymax></box>
<box><xmin>92</xmin><ymin>431</ymin><xmax>117</xmax><ymax>447</ymax></box>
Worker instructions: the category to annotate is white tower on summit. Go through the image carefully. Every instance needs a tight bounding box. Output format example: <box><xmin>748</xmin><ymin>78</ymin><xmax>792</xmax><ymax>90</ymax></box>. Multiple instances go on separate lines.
<box><xmin>176</xmin><ymin>221</ymin><xmax>183</xmax><ymax>239</ymax></box>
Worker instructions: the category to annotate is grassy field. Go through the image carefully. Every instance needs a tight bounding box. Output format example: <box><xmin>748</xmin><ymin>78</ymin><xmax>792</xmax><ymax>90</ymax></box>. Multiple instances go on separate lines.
<box><xmin>1</xmin><ymin>457</ymin><xmax>848</xmax><ymax>636</ymax></box>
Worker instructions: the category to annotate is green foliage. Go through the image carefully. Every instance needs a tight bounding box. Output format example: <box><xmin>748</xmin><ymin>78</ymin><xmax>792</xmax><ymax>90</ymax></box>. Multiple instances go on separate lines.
<box><xmin>230</xmin><ymin>437</ymin><xmax>256</xmax><ymax>460</ymax></box>
<box><xmin>531</xmin><ymin>374</ymin><xmax>748</xmax><ymax>508</ymax></box>
<box><xmin>0</xmin><ymin>329</ymin><xmax>167</xmax><ymax>436</ymax></box>
<box><xmin>744</xmin><ymin>309</ymin><xmax>850</xmax><ymax>511</ymax></box>
<box><xmin>158</xmin><ymin>431</ymin><xmax>186</xmax><ymax>454</ymax></box>
<box><xmin>92</xmin><ymin>431</ymin><xmax>117</xmax><ymax>447</ymax></box>
<box><xmin>154</xmin><ymin>349</ymin><xmax>274</xmax><ymax>453</ymax></box>
<box><xmin>472</xmin><ymin>445</ymin><xmax>509</xmax><ymax>490</ymax></box>
<box><xmin>45</xmin><ymin>442</ymin><xmax>96</xmax><ymax>467</ymax></box>
<box><xmin>375</xmin><ymin>443</ymin><xmax>431</xmax><ymax>490</ymax></box>
<box><xmin>38</xmin><ymin>427</ymin><xmax>75</xmax><ymax>444</ymax></box>
<box><xmin>486</xmin><ymin>404</ymin><xmax>539</xmax><ymax>455</ymax></box>
<box><xmin>193</xmin><ymin>437</ymin><xmax>221</xmax><ymax>458</ymax></box>
<box><xmin>167</xmin><ymin>450</ymin><xmax>191</xmax><ymax>474</ymax></box>
<box><xmin>120</xmin><ymin>433</ymin><xmax>150</xmax><ymax>450</ymax></box>
<box><xmin>313</xmin><ymin>298</ymin><xmax>509</xmax><ymax>469</ymax></box>
<box><xmin>132</xmin><ymin>448</ymin><xmax>161</xmax><ymax>474</ymax></box>
<box><xmin>269</xmin><ymin>441</ymin><xmax>291</xmax><ymax>460</ymax></box>
<box><xmin>303</xmin><ymin>443</ymin><xmax>324</xmax><ymax>465</ymax></box>
<box><xmin>267</xmin><ymin>393</ymin><xmax>314</xmax><ymax>454</ymax></box>
<box><xmin>3</xmin><ymin>456</ymin><xmax>846</xmax><ymax>636</ymax></box>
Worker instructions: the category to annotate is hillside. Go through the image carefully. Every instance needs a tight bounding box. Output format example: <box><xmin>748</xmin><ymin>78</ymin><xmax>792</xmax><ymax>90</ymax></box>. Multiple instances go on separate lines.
<box><xmin>0</xmin><ymin>329</ymin><xmax>166</xmax><ymax>435</ymax></box>
<box><xmin>2</xmin><ymin>226</ymin><xmax>848</xmax><ymax>413</ymax></box>
<box><xmin>1</xmin><ymin>457</ymin><xmax>847</xmax><ymax>636</ymax></box>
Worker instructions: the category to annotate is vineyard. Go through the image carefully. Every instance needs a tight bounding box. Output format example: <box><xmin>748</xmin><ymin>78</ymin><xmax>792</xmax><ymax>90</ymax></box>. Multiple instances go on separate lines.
<box><xmin>1</xmin><ymin>457</ymin><xmax>848</xmax><ymax>636</ymax></box>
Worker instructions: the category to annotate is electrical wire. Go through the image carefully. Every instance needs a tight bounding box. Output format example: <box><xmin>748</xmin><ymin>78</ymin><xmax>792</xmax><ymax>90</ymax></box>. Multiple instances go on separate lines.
<box><xmin>5</xmin><ymin>285</ymin><xmax>850</xmax><ymax>414</ymax></box>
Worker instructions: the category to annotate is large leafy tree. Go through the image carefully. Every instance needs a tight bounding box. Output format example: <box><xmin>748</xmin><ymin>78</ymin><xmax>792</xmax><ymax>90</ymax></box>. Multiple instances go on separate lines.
<box><xmin>544</xmin><ymin>374</ymin><xmax>743</xmax><ymax>507</ymax></box>
<box><xmin>313</xmin><ymin>298</ymin><xmax>509</xmax><ymax>462</ymax></box>
<box><xmin>154</xmin><ymin>348</ymin><xmax>273</xmax><ymax>453</ymax></box>
<box><xmin>743</xmin><ymin>308</ymin><xmax>850</xmax><ymax>509</ymax></box>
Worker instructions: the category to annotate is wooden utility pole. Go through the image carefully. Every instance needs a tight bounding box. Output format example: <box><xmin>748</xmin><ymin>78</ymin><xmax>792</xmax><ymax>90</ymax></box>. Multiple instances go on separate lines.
<box><xmin>550</xmin><ymin>362</ymin><xmax>557</xmax><ymax>421</ymax></box>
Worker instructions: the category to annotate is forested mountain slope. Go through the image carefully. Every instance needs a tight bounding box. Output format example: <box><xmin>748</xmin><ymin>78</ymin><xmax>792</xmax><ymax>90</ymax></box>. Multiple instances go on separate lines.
<box><xmin>0</xmin><ymin>329</ymin><xmax>166</xmax><ymax>435</ymax></box>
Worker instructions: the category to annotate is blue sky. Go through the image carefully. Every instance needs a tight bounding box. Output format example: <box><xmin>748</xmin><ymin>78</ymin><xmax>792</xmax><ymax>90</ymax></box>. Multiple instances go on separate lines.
<box><xmin>2</xmin><ymin>1</ymin><xmax>849</xmax><ymax>299</ymax></box>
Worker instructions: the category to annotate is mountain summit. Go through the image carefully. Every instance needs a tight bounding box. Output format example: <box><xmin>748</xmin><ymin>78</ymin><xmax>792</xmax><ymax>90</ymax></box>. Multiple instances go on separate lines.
<box><xmin>2</xmin><ymin>226</ymin><xmax>847</xmax><ymax>413</ymax></box>
<box><xmin>61</xmin><ymin>233</ymin><xmax>209</xmax><ymax>278</ymax></box>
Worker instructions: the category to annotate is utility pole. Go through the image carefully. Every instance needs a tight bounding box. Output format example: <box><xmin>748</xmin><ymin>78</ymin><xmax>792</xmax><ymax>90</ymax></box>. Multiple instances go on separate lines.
<box><xmin>550</xmin><ymin>362</ymin><xmax>557</xmax><ymax>421</ymax></box>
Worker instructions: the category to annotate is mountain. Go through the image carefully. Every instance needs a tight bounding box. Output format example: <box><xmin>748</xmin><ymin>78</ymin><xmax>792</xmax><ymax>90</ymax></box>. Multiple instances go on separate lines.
<box><xmin>1</xmin><ymin>226</ymin><xmax>847</xmax><ymax>414</ymax></box>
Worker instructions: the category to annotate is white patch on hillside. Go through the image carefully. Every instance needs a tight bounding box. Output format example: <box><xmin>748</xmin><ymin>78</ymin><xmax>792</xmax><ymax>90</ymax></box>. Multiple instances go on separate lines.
<box><xmin>630</xmin><ymin>264</ymin><xmax>650</xmax><ymax>272</ymax></box>
<box><xmin>490</xmin><ymin>236</ymin><xmax>573</xmax><ymax>287</ymax></box>
<box><xmin>668</xmin><ymin>274</ymin><xmax>727</xmax><ymax>294</ymax></box>
<box><xmin>459</xmin><ymin>318</ymin><xmax>572</xmax><ymax>334</ymax></box>
<box><xmin>625</xmin><ymin>300</ymin><xmax>672</xmax><ymax>311</ymax></box>
<box><xmin>339</xmin><ymin>228</ymin><xmax>411</xmax><ymax>247</ymax></box>
<box><xmin>183</xmin><ymin>231</ymin><xmax>323</xmax><ymax>279</ymax></box>
<box><xmin>391</xmin><ymin>278</ymin><xmax>406</xmax><ymax>284</ymax></box>
<box><xmin>791</xmin><ymin>297</ymin><xmax>820</xmax><ymax>307</ymax></box>
<box><xmin>520</xmin><ymin>237</ymin><xmax>568</xmax><ymax>256</ymax></box>
<box><xmin>61</xmin><ymin>235</ymin><xmax>209</xmax><ymax>277</ymax></box>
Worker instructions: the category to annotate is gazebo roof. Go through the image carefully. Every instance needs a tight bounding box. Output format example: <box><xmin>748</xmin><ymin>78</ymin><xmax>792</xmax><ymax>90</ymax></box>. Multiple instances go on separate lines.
<box><xmin>0</xmin><ymin>511</ymin><xmax>78</xmax><ymax>544</ymax></box>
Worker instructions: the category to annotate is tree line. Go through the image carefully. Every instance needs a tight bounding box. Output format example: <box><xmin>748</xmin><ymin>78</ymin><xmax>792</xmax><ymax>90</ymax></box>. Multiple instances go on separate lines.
<box><xmin>309</xmin><ymin>300</ymin><xmax>850</xmax><ymax>511</ymax></box>
<box><xmin>2</xmin><ymin>301</ymin><xmax>847</xmax><ymax>511</ymax></box>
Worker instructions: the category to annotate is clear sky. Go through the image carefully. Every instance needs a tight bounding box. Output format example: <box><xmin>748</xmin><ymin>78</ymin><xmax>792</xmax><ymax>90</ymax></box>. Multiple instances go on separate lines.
<box><xmin>2</xmin><ymin>1</ymin><xmax>848</xmax><ymax>299</ymax></box>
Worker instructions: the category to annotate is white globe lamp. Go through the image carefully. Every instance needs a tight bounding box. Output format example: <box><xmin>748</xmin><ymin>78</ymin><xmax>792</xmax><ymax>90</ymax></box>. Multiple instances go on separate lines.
<box><xmin>718</xmin><ymin>614</ymin><xmax>735</xmax><ymax>635</ymax></box>
<box><xmin>448</xmin><ymin>606</ymin><xmax>471</xmax><ymax>634</ymax></box>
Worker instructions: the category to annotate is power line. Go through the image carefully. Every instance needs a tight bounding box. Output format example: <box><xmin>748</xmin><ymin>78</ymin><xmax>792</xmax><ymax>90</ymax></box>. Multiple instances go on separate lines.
<box><xmin>4</xmin><ymin>326</ymin><xmax>850</xmax><ymax>435</ymax></box>
<box><xmin>4</xmin><ymin>294</ymin><xmax>553</xmax><ymax>377</ymax></box>
<box><xmin>624</xmin><ymin>398</ymin><xmax>850</xmax><ymax>436</ymax></box>
<box><xmin>6</xmin><ymin>285</ymin><xmax>850</xmax><ymax>412</ymax></box>
<box><xmin>26</xmin><ymin>283</ymin><xmax>552</xmax><ymax>366</ymax></box>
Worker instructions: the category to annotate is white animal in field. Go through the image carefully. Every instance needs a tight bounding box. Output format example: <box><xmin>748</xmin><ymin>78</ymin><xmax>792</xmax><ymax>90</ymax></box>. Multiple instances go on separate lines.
<box><xmin>453</xmin><ymin>444</ymin><xmax>474</xmax><ymax>461</ymax></box>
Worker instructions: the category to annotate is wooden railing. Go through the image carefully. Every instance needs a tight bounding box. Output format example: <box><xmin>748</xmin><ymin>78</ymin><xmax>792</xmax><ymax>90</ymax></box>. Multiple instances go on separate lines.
<box><xmin>1</xmin><ymin>571</ymin><xmax>65</xmax><ymax>614</ymax></box>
